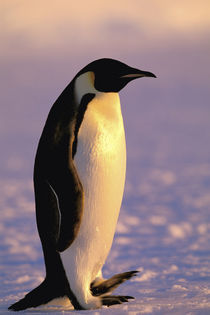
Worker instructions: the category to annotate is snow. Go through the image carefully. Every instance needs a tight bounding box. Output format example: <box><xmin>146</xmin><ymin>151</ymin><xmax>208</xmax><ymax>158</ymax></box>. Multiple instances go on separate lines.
<box><xmin>1</xmin><ymin>95</ymin><xmax>210</xmax><ymax>314</ymax></box>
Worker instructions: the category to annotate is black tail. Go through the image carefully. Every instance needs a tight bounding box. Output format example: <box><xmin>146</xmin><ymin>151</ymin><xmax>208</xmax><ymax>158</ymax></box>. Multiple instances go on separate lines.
<box><xmin>8</xmin><ymin>279</ymin><xmax>65</xmax><ymax>311</ymax></box>
<box><xmin>91</xmin><ymin>270</ymin><xmax>139</xmax><ymax>296</ymax></box>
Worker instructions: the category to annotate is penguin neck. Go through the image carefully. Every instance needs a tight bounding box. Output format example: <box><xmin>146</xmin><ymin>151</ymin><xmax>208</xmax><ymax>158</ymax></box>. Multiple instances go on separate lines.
<box><xmin>74</xmin><ymin>71</ymin><xmax>101</xmax><ymax>104</ymax></box>
<box><xmin>74</xmin><ymin>71</ymin><xmax>121</xmax><ymax>122</ymax></box>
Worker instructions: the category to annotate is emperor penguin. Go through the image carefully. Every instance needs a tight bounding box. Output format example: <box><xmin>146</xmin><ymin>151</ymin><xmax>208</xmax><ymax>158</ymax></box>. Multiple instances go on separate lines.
<box><xmin>9</xmin><ymin>58</ymin><xmax>156</xmax><ymax>311</ymax></box>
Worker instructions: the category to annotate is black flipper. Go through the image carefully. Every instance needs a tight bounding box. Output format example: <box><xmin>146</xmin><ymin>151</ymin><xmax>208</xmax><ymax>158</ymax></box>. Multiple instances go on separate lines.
<box><xmin>48</xmin><ymin>164</ymin><xmax>84</xmax><ymax>253</ymax></box>
<box><xmin>91</xmin><ymin>271</ymin><xmax>139</xmax><ymax>296</ymax></box>
<box><xmin>34</xmin><ymin>94</ymin><xmax>95</xmax><ymax>254</ymax></box>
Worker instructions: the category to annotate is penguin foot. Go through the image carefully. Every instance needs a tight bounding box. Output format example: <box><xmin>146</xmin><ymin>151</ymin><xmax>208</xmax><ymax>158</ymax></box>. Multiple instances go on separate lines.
<box><xmin>102</xmin><ymin>295</ymin><xmax>134</xmax><ymax>306</ymax></box>
<box><xmin>91</xmin><ymin>270</ymin><xmax>138</xmax><ymax>296</ymax></box>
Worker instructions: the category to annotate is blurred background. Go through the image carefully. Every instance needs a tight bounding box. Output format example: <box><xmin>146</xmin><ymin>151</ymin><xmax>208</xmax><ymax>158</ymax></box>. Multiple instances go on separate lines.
<box><xmin>0</xmin><ymin>1</ymin><xmax>210</xmax><ymax>314</ymax></box>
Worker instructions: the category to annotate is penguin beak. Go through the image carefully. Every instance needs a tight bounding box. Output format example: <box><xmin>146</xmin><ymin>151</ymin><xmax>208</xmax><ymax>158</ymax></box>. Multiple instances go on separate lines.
<box><xmin>121</xmin><ymin>69</ymin><xmax>156</xmax><ymax>79</ymax></box>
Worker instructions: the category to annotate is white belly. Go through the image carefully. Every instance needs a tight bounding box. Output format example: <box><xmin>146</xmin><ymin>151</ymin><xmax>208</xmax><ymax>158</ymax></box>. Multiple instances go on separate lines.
<box><xmin>61</xmin><ymin>92</ymin><xmax>126</xmax><ymax>308</ymax></box>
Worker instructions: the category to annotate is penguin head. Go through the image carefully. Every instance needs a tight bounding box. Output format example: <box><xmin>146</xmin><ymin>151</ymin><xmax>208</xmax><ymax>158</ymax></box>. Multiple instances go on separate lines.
<box><xmin>77</xmin><ymin>58</ymin><xmax>156</xmax><ymax>93</ymax></box>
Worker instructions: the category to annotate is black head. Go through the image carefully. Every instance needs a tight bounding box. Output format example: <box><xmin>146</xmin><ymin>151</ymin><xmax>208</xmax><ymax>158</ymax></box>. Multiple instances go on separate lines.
<box><xmin>77</xmin><ymin>58</ymin><xmax>156</xmax><ymax>93</ymax></box>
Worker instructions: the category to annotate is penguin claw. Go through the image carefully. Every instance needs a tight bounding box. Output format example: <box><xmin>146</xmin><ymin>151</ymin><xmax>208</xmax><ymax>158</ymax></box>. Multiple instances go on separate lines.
<box><xmin>91</xmin><ymin>270</ymin><xmax>139</xmax><ymax>296</ymax></box>
<box><xmin>102</xmin><ymin>295</ymin><xmax>134</xmax><ymax>307</ymax></box>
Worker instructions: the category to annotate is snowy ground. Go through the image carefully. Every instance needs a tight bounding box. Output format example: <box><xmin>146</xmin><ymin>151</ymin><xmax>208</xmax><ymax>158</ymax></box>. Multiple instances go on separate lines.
<box><xmin>1</xmin><ymin>84</ymin><xmax>210</xmax><ymax>314</ymax></box>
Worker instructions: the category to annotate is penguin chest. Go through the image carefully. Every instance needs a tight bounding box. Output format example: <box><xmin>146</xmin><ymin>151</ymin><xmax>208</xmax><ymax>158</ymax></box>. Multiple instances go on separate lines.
<box><xmin>73</xmin><ymin>92</ymin><xmax>126</xmax><ymax>254</ymax></box>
